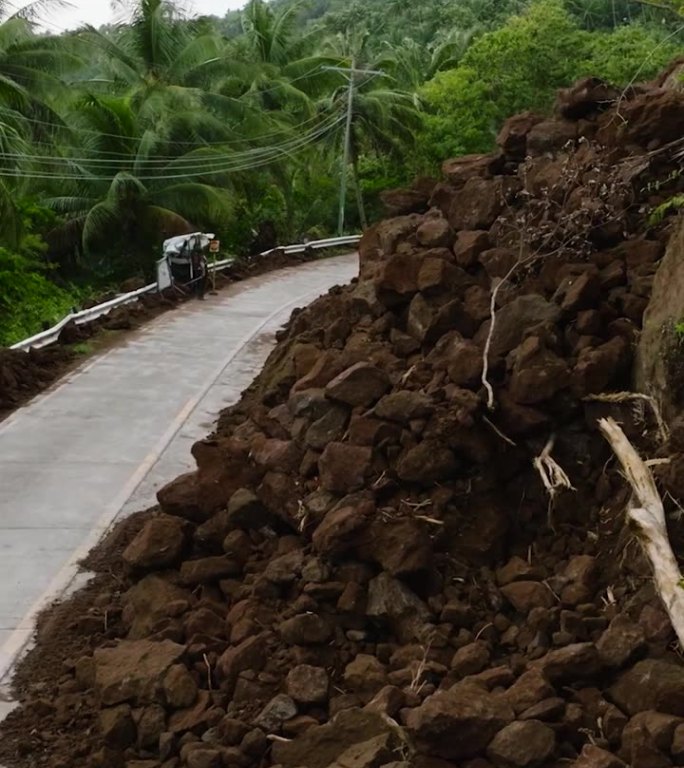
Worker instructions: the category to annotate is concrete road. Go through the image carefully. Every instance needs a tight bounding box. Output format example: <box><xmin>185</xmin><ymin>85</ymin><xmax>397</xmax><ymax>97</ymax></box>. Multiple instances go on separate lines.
<box><xmin>0</xmin><ymin>254</ymin><xmax>357</xmax><ymax>691</ymax></box>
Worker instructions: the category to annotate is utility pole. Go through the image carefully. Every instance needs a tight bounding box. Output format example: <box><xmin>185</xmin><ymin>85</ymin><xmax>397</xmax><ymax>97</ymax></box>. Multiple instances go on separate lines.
<box><xmin>323</xmin><ymin>61</ymin><xmax>383</xmax><ymax>235</ymax></box>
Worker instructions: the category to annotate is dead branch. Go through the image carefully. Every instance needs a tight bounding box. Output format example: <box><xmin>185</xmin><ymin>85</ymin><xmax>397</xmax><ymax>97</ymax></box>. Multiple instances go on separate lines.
<box><xmin>599</xmin><ymin>417</ymin><xmax>684</xmax><ymax>648</ymax></box>
<box><xmin>584</xmin><ymin>391</ymin><xmax>669</xmax><ymax>444</ymax></box>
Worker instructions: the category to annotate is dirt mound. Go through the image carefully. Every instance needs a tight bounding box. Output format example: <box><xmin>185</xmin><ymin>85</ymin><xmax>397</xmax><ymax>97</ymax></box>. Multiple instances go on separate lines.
<box><xmin>3</xmin><ymin>68</ymin><xmax>684</xmax><ymax>768</ymax></box>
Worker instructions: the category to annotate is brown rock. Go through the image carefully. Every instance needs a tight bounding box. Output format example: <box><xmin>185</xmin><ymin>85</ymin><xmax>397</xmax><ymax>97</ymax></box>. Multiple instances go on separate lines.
<box><xmin>480</xmin><ymin>248</ymin><xmax>517</xmax><ymax>279</ymax></box>
<box><xmin>496</xmin><ymin>557</ymin><xmax>544</xmax><ymax>587</ymax></box>
<box><xmin>451</xmin><ymin>642</ymin><xmax>491</xmax><ymax>677</ymax></box>
<box><xmin>538</xmin><ymin>643</ymin><xmax>601</xmax><ymax>683</ymax></box>
<box><xmin>319</xmin><ymin>443</ymin><xmax>373</xmax><ymax>494</ymax></box>
<box><xmin>217</xmin><ymin>634</ymin><xmax>268</xmax><ymax>691</ymax></box>
<box><xmin>135</xmin><ymin>705</ymin><xmax>166</xmax><ymax>749</ymax></box>
<box><xmin>501</xmin><ymin>582</ymin><xmax>555</xmax><ymax>613</ymax></box>
<box><xmin>453</xmin><ymin>230</ymin><xmax>491</xmax><ymax>268</ymax></box>
<box><xmin>448</xmin><ymin>177</ymin><xmax>505</xmax><ymax>231</ymax></box>
<box><xmin>122</xmin><ymin>576</ymin><xmax>190</xmax><ymax>640</ymax></box>
<box><xmin>527</xmin><ymin>119</ymin><xmax>578</xmax><ymax>154</ymax></box>
<box><xmin>380</xmin><ymin>187</ymin><xmax>430</xmax><ymax>216</ymax></box>
<box><xmin>360</xmin><ymin>518</ymin><xmax>433</xmax><ymax>576</ymax></box>
<box><xmin>596</xmin><ymin>614</ymin><xmax>647</xmax><ymax>668</ymax></box>
<box><xmin>417</xmin><ymin>218</ymin><xmax>454</xmax><ymax>249</ymax></box>
<box><xmin>407</xmin><ymin>293</ymin><xmax>471</xmax><ymax>344</ymax></box>
<box><xmin>344</xmin><ymin>655</ymin><xmax>388</xmax><ymax>698</ymax></box>
<box><xmin>94</xmin><ymin>639</ymin><xmax>185</xmax><ymax>706</ymax></box>
<box><xmin>671</xmin><ymin>722</ymin><xmax>684</xmax><ymax>763</ymax></box>
<box><xmin>509</xmin><ymin>337</ymin><xmax>570</xmax><ymax>405</ymax></box>
<box><xmin>476</xmin><ymin>295</ymin><xmax>561</xmax><ymax>359</ymax></box>
<box><xmin>328</xmin><ymin>734</ymin><xmax>395</xmax><ymax>768</ymax></box>
<box><xmin>374</xmin><ymin>391</ymin><xmax>434</xmax><ymax>423</ymax></box>
<box><xmin>406</xmin><ymin>686</ymin><xmax>515</xmax><ymax>760</ymax></box>
<box><xmin>180</xmin><ymin>556</ymin><xmax>241</xmax><ymax>585</ymax></box>
<box><xmin>279</xmin><ymin>613</ymin><xmax>334</xmax><ymax>645</ymax></box>
<box><xmin>227</xmin><ymin>488</ymin><xmax>273</xmax><ymax>530</ymax></box>
<box><xmin>312</xmin><ymin>502</ymin><xmax>372</xmax><ymax>557</ymax></box>
<box><xmin>497</xmin><ymin>112</ymin><xmax>545</xmax><ymax>158</ymax></box>
<box><xmin>500</xmin><ymin>669</ymin><xmax>555</xmax><ymax>716</ymax></box>
<box><xmin>366</xmin><ymin>572</ymin><xmax>430</xmax><ymax>644</ymax></box>
<box><xmin>305</xmin><ymin>405</ymin><xmax>349</xmax><ymax>450</ymax></box>
<box><xmin>621</xmin><ymin>711</ymin><xmax>682</xmax><ymax>759</ymax></box>
<box><xmin>571</xmin><ymin>745</ymin><xmax>626</xmax><ymax>768</ymax></box>
<box><xmin>572</xmin><ymin>336</ymin><xmax>629</xmax><ymax>396</ymax></box>
<box><xmin>442</xmin><ymin>153</ymin><xmax>502</xmax><ymax>187</ymax></box>
<box><xmin>122</xmin><ymin>515</ymin><xmax>187</xmax><ymax>570</ymax></box>
<box><xmin>271</xmin><ymin>708</ymin><xmax>393</xmax><ymax>768</ymax></box>
<box><xmin>610</xmin><ymin>659</ymin><xmax>684</xmax><ymax>716</ymax></box>
<box><xmin>396</xmin><ymin>440</ymin><xmax>458</xmax><ymax>485</ymax></box>
<box><xmin>162</xmin><ymin>665</ymin><xmax>197</xmax><ymax>709</ymax></box>
<box><xmin>255</xmin><ymin>694</ymin><xmax>298</xmax><ymax>732</ymax></box>
<box><xmin>286</xmin><ymin>665</ymin><xmax>329</xmax><ymax>704</ymax></box>
<box><xmin>486</xmin><ymin>720</ymin><xmax>556</xmax><ymax>767</ymax></box>
<box><xmin>326</xmin><ymin>363</ymin><xmax>391</xmax><ymax>407</ymax></box>
<box><xmin>157</xmin><ymin>472</ymin><xmax>205</xmax><ymax>523</ymax></box>
<box><xmin>99</xmin><ymin>705</ymin><xmax>136</xmax><ymax>749</ymax></box>
<box><xmin>375</xmin><ymin>254</ymin><xmax>422</xmax><ymax>306</ymax></box>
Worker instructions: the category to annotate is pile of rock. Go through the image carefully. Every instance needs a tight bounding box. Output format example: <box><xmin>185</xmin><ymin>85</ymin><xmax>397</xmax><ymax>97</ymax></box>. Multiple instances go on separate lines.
<box><xmin>5</xmin><ymin>68</ymin><xmax>684</xmax><ymax>768</ymax></box>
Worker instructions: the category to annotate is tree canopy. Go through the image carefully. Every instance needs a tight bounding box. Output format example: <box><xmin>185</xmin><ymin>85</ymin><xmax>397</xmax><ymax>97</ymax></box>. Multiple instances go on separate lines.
<box><xmin>1</xmin><ymin>0</ymin><xmax>682</xmax><ymax>344</ymax></box>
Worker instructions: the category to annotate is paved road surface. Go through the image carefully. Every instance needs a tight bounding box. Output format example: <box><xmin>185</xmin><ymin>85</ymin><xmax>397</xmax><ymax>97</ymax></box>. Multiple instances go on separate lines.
<box><xmin>0</xmin><ymin>254</ymin><xmax>357</xmax><ymax>695</ymax></box>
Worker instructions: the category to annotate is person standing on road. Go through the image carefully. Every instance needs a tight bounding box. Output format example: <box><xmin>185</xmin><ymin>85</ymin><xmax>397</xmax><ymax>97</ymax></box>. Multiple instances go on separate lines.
<box><xmin>191</xmin><ymin>243</ymin><xmax>208</xmax><ymax>301</ymax></box>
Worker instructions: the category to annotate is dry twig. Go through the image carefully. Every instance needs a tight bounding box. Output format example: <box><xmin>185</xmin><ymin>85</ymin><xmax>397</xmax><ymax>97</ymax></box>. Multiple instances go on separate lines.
<box><xmin>584</xmin><ymin>391</ymin><xmax>669</xmax><ymax>444</ymax></box>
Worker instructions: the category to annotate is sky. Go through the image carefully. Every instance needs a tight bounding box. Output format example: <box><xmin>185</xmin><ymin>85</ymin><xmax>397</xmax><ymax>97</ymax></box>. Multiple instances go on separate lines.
<box><xmin>17</xmin><ymin>0</ymin><xmax>248</xmax><ymax>32</ymax></box>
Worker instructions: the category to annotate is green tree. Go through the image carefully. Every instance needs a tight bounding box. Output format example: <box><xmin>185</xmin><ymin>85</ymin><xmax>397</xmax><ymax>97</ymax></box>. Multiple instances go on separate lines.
<box><xmin>45</xmin><ymin>95</ymin><xmax>234</xmax><ymax>277</ymax></box>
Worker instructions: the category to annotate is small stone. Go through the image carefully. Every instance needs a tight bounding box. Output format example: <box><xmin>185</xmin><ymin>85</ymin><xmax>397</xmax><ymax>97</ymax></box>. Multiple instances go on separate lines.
<box><xmin>286</xmin><ymin>665</ymin><xmax>329</xmax><ymax>704</ymax></box>
<box><xmin>501</xmin><ymin>582</ymin><xmax>555</xmax><ymax>613</ymax></box>
<box><xmin>99</xmin><ymin>704</ymin><xmax>136</xmax><ymax>749</ymax></box>
<box><xmin>596</xmin><ymin>614</ymin><xmax>647</xmax><ymax>668</ymax></box>
<box><xmin>255</xmin><ymin>694</ymin><xmax>298</xmax><ymax>733</ymax></box>
<box><xmin>537</xmin><ymin>643</ymin><xmax>601</xmax><ymax>683</ymax></box>
<box><xmin>122</xmin><ymin>515</ymin><xmax>187</xmax><ymax>570</ymax></box>
<box><xmin>519</xmin><ymin>698</ymin><xmax>565</xmax><ymax>722</ymax></box>
<box><xmin>451</xmin><ymin>642</ymin><xmax>491</xmax><ymax>677</ymax></box>
<box><xmin>572</xmin><ymin>745</ymin><xmax>626</xmax><ymax>768</ymax></box>
<box><xmin>279</xmin><ymin>614</ymin><xmax>334</xmax><ymax>645</ymax></box>
<box><xmin>344</xmin><ymin>655</ymin><xmax>388</xmax><ymax>698</ymax></box>
<box><xmin>227</xmin><ymin>488</ymin><xmax>272</xmax><ymax>530</ymax></box>
<box><xmin>487</xmin><ymin>720</ymin><xmax>556</xmax><ymax>767</ymax></box>
<box><xmin>326</xmin><ymin>363</ymin><xmax>391</xmax><ymax>407</ymax></box>
<box><xmin>163</xmin><ymin>665</ymin><xmax>198</xmax><ymax>709</ymax></box>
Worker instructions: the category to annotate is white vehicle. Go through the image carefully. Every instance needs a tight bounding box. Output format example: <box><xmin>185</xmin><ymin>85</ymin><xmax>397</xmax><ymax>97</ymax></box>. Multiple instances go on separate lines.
<box><xmin>157</xmin><ymin>232</ymin><xmax>215</xmax><ymax>292</ymax></box>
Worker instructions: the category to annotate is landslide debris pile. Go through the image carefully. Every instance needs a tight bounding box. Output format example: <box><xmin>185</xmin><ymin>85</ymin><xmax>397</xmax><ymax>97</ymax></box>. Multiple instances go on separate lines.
<box><xmin>5</xmin><ymin>70</ymin><xmax>684</xmax><ymax>768</ymax></box>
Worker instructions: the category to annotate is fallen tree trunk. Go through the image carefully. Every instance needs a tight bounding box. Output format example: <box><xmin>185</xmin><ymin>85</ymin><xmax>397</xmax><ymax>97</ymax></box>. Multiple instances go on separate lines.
<box><xmin>599</xmin><ymin>416</ymin><xmax>684</xmax><ymax>648</ymax></box>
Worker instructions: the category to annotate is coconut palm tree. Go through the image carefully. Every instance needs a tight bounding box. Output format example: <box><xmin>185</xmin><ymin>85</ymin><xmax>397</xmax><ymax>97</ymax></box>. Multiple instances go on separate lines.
<box><xmin>44</xmin><ymin>95</ymin><xmax>234</xmax><ymax>276</ymax></box>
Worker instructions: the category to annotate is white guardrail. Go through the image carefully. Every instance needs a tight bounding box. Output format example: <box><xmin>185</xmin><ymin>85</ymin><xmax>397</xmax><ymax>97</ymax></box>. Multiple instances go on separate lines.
<box><xmin>10</xmin><ymin>235</ymin><xmax>361</xmax><ymax>352</ymax></box>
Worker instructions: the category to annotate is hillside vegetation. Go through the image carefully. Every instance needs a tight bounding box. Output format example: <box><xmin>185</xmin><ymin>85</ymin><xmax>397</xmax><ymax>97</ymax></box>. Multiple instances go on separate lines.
<box><xmin>0</xmin><ymin>0</ymin><xmax>682</xmax><ymax>344</ymax></box>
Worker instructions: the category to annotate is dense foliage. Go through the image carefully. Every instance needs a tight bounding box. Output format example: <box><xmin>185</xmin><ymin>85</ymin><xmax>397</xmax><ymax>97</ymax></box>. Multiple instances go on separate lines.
<box><xmin>0</xmin><ymin>0</ymin><xmax>682</xmax><ymax>344</ymax></box>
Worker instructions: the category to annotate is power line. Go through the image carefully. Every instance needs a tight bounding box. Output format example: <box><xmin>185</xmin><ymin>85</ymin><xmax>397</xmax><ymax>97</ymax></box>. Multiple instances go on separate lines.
<box><xmin>0</xmin><ymin>116</ymin><xmax>345</xmax><ymax>181</ymax></box>
<box><xmin>0</xmin><ymin>112</ymin><xmax>345</xmax><ymax>169</ymax></box>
